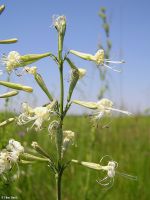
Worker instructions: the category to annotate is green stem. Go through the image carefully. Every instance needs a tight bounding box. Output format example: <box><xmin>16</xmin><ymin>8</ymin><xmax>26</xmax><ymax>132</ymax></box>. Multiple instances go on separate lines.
<box><xmin>59</xmin><ymin>65</ymin><xmax>64</xmax><ymax>119</ymax></box>
<box><xmin>56</xmin><ymin>171</ymin><xmax>62</xmax><ymax>200</ymax></box>
<box><xmin>55</xmin><ymin>32</ymin><xmax>64</xmax><ymax>200</ymax></box>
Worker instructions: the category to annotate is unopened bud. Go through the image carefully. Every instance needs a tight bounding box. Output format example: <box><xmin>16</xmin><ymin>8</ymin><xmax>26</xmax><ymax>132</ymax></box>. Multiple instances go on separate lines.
<box><xmin>67</xmin><ymin>69</ymin><xmax>79</xmax><ymax>102</ymax></box>
<box><xmin>21</xmin><ymin>52</ymin><xmax>51</xmax><ymax>65</ymax></box>
<box><xmin>70</xmin><ymin>50</ymin><xmax>94</xmax><ymax>61</ymax></box>
<box><xmin>0</xmin><ymin>81</ymin><xmax>33</xmax><ymax>93</ymax></box>
<box><xmin>0</xmin><ymin>90</ymin><xmax>19</xmax><ymax>98</ymax></box>
<box><xmin>31</xmin><ymin>141</ymin><xmax>50</xmax><ymax>159</ymax></box>
<box><xmin>0</xmin><ymin>38</ymin><xmax>18</xmax><ymax>44</ymax></box>
<box><xmin>34</xmin><ymin>73</ymin><xmax>53</xmax><ymax>101</ymax></box>
<box><xmin>66</xmin><ymin>58</ymin><xmax>85</xmax><ymax>102</ymax></box>
<box><xmin>53</xmin><ymin>15</ymin><xmax>66</xmax><ymax>36</ymax></box>
<box><xmin>71</xmin><ymin>160</ymin><xmax>102</xmax><ymax>170</ymax></box>
<box><xmin>22</xmin><ymin>153</ymin><xmax>49</xmax><ymax>162</ymax></box>
<box><xmin>53</xmin><ymin>15</ymin><xmax>66</xmax><ymax>55</ymax></box>
<box><xmin>0</xmin><ymin>118</ymin><xmax>15</xmax><ymax>127</ymax></box>
<box><xmin>72</xmin><ymin>100</ymin><xmax>97</xmax><ymax>109</ymax></box>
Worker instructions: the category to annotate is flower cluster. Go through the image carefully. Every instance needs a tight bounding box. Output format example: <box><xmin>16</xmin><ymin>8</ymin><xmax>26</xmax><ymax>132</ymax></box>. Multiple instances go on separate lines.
<box><xmin>0</xmin><ymin>139</ymin><xmax>24</xmax><ymax>175</ymax></box>
<box><xmin>17</xmin><ymin>101</ymin><xmax>57</xmax><ymax>131</ymax></box>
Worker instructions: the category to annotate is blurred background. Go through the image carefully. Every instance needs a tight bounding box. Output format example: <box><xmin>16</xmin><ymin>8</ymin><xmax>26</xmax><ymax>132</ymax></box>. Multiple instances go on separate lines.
<box><xmin>0</xmin><ymin>0</ymin><xmax>150</xmax><ymax>200</ymax></box>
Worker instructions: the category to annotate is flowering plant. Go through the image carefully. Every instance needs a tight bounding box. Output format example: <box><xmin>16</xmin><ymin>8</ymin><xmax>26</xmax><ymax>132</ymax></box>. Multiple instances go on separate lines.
<box><xmin>0</xmin><ymin>11</ymin><xmax>136</xmax><ymax>200</ymax></box>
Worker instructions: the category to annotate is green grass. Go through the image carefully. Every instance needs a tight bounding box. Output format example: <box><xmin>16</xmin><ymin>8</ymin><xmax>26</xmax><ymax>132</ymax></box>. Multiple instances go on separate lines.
<box><xmin>0</xmin><ymin>113</ymin><xmax>150</xmax><ymax>200</ymax></box>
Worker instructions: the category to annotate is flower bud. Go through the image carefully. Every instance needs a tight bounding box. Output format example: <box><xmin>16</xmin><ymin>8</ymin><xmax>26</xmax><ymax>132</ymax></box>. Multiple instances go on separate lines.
<box><xmin>70</xmin><ymin>50</ymin><xmax>94</xmax><ymax>61</ymax></box>
<box><xmin>66</xmin><ymin>58</ymin><xmax>86</xmax><ymax>102</ymax></box>
<box><xmin>53</xmin><ymin>15</ymin><xmax>66</xmax><ymax>56</ymax></box>
<box><xmin>31</xmin><ymin>141</ymin><xmax>50</xmax><ymax>159</ymax></box>
<box><xmin>0</xmin><ymin>5</ymin><xmax>5</xmax><ymax>15</ymax></box>
<box><xmin>22</xmin><ymin>153</ymin><xmax>49</xmax><ymax>162</ymax></box>
<box><xmin>67</xmin><ymin>69</ymin><xmax>79</xmax><ymax>102</ymax></box>
<box><xmin>0</xmin><ymin>90</ymin><xmax>19</xmax><ymax>98</ymax></box>
<box><xmin>0</xmin><ymin>118</ymin><xmax>15</xmax><ymax>127</ymax></box>
<box><xmin>71</xmin><ymin>160</ymin><xmax>102</xmax><ymax>170</ymax></box>
<box><xmin>34</xmin><ymin>73</ymin><xmax>53</xmax><ymax>101</ymax></box>
<box><xmin>53</xmin><ymin>15</ymin><xmax>66</xmax><ymax>36</ymax></box>
<box><xmin>0</xmin><ymin>81</ymin><xmax>33</xmax><ymax>93</ymax></box>
<box><xmin>0</xmin><ymin>38</ymin><xmax>18</xmax><ymax>44</ymax></box>
<box><xmin>72</xmin><ymin>100</ymin><xmax>97</xmax><ymax>109</ymax></box>
<box><xmin>21</xmin><ymin>52</ymin><xmax>51</xmax><ymax>65</ymax></box>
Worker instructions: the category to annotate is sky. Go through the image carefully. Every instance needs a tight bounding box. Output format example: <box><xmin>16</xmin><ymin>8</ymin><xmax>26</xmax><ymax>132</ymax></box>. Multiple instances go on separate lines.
<box><xmin>0</xmin><ymin>0</ymin><xmax>150</xmax><ymax>114</ymax></box>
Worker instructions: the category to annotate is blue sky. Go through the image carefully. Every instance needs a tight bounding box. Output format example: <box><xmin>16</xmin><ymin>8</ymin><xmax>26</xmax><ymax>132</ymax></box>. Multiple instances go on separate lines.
<box><xmin>0</xmin><ymin>0</ymin><xmax>150</xmax><ymax>114</ymax></box>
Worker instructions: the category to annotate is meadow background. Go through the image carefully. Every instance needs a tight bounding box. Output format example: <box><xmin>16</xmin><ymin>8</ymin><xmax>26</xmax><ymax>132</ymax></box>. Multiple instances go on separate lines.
<box><xmin>1</xmin><ymin>0</ymin><xmax>150</xmax><ymax>199</ymax></box>
<box><xmin>0</xmin><ymin>114</ymin><xmax>150</xmax><ymax>200</ymax></box>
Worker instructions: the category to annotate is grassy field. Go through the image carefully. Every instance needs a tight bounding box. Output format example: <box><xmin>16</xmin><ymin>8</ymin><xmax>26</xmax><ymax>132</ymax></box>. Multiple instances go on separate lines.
<box><xmin>0</xmin><ymin>113</ymin><xmax>150</xmax><ymax>200</ymax></box>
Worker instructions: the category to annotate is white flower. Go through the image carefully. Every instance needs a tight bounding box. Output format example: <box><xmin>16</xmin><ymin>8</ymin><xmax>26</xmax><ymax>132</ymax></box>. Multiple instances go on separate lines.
<box><xmin>17</xmin><ymin>102</ymin><xmax>55</xmax><ymax>131</ymax></box>
<box><xmin>6</xmin><ymin>139</ymin><xmax>24</xmax><ymax>163</ymax></box>
<box><xmin>2</xmin><ymin>51</ymin><xmax>21</xmax><ymax>72</ymax></box>
<box><xmin>62</xmin><ymin>130</ymin><xmax>75</xmax><ymax>158</ymax></box>
<box><xmin>93</xmin><ymin>98</ymin><xmax>132</xmax><ymax>120</ymax></box>
<box><xmin>7</xmin><ymin>139</ymin><xmax>24</xmax><ymax>154</ymax></box>
<box><xmin>8</xmin><ymin>151</ymin><xmax>20</xmax><ymax>163</ymax></box>
<box><xmin>70</xmin><ymin>49</ymin><xmax>124</xmax><ymax>72</ymax></box>
<box><xmin>94</xmin><ymin>49</ymin><xmax>124</xmax><ymax>72</ymax></box>
<box><xmin>97</xmin><ymin>160</ymin><xmax>118</xmax><ymax>187</ymax></box>
<box><xmin>0</xmin><ymin>139</ymin><xmax>24</xmax><ymax>175</ymax></box>
<box><xmin>72</xmin><ymin>157</ymin><xmax>137</xmax><ymax>188</ymax></box>
<box><xmin>102</xmin><ymin>161</ymin><xmax>116</xmax><ymax>178</ymax></box>
<box><xmin>0</xmin><ymin>151</ymin><xmax>11</xmax><ymax>174</ymax></box>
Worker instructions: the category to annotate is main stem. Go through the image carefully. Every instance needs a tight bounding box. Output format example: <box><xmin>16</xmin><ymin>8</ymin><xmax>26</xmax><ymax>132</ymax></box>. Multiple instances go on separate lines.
<box><xmin>56</xmin><ymin>170</ymin><xmax>62</xmax><ymax>200</ymax></box>
<box><xmin>56</xmin><ymin>33</ymin><xmax>64</xmax><ymax>200</ymax></box>
<box><xmin>59</xmin><ymin>64</ymin><xmax>64</xmax><ymax>119</ymax></box>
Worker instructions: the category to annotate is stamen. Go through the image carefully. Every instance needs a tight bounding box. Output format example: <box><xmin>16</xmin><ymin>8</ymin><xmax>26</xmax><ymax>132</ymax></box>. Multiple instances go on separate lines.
<box><xmin>107</xmin><ymin>107</ymin><xmax>132</xmax><ymax>116</ymax></box>
<box><xmin>103</xmin><ymin>64</ymin><xmax>121</xmax><ymax>72</ymax></box>
<box><xmin>105</xmin><ymin>60</ymin><xmax>125</xmax><ymax>64</ymax></box>
<box><xmin>116</xmin><ymin>172</ymin><xmax>137</xmax><ymax>181</ymax></box>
